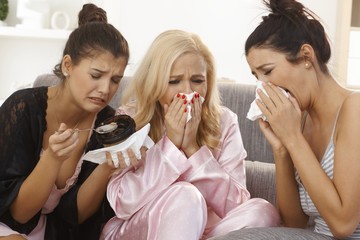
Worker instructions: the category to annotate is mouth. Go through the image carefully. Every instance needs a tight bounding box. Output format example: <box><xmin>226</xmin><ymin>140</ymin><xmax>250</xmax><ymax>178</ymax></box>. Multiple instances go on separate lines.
<box><xmin>89</xmin><ymin>97</ymin><xmax>106</xmax><ymax>105</ymax></box>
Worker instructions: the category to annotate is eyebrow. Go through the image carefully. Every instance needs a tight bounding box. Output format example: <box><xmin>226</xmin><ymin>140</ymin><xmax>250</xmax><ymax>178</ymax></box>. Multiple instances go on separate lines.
<box><xmin>169</xmin><ymin>74</ymin><xmax>205</xmax><ymax>78</ymax></box>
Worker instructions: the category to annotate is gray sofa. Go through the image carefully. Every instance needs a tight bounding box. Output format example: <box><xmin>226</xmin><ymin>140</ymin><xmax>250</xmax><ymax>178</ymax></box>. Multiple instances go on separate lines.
<box><xmin>33</xmin><ymin>74</ymin><xmax>331</xmax><ymax>240</ymax></box>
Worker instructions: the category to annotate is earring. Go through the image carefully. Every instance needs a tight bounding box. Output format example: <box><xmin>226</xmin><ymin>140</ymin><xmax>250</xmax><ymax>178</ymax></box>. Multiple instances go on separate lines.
<box><xmin>63</xmin><ymin>72</ymin><xmax>69</xmax><ymax>77</ymax></box>
<box><xmin>305</xmin><ymin>62</ymin><xmax>310</xmax><ymax>68</ymax></box>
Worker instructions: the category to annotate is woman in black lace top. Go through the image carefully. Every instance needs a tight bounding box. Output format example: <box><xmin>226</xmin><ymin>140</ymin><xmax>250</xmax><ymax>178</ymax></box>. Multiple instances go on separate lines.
<box><xmin>0</xmin><ymin>4</ymin><xmax>129</xmax><ymax>239</ymax></box>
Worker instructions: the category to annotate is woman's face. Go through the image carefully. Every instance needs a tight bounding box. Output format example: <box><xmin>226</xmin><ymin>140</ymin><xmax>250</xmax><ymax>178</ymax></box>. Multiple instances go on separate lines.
<box><xmin>159</xmin><ymin>53</ymin><xmax>207</xmax><ymax>107</ymax></box>
<box><xmin>246</xmin><ymin>47</ymin><xmax>308</xmax><ymax>106</ymax></box>
<box><xmin>66</xmin><ymin>51</ymin><xmax>127</xmax><ymax>112</ymax></box>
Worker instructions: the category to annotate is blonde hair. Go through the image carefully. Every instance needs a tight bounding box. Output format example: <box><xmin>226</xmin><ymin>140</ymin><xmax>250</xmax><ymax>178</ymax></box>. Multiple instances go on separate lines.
<box><xmin>122</xmin><ymin>29</ymin><xmax>222</xmax><ymax>150</ymax></box>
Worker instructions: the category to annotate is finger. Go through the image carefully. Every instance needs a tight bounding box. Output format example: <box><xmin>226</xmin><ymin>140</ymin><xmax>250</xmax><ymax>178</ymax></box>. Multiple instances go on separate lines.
<box><xmin>116</xmin><ymin>151</ymin><xmax>127</xmax><ymax>170</ymax></box>
<box><xmin>105</xmin><ymin>151</ymin><xmax>116</xmax><ymax>168</ymax></box>
<box><xmin>127</xmin><ymin>148</ymin><xmax>139</xmax><ymax>169</ymax></box>
<box><xmin>140</xmin><ymin>146</ymin><xmax>147</xmax><ymax>160</ymax></box>
<box><xmin>49</xmin><ymin>131</ymin><xmax>79</xmax><ymax>156</ymax></box>
<box><xmin>256</xmin><ymin>98</ymin><xmax>271</xmax><ymax>116</ymax></box>
<box><xmin>256</xmin><ymin>87</ymin><xmax>274</xmax><ymax>109</ymax></box>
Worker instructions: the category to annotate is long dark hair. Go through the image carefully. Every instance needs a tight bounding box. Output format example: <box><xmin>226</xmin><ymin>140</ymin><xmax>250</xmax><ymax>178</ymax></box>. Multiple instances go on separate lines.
<box><xmin>53</xmin><ymin>3</ymin><xmax>129</xmax><ymax>79</ymax></box>
<box><xmin>245</xmin><ymin>0</ymin><xmax>331</xmax><ymax>74</ymax></box>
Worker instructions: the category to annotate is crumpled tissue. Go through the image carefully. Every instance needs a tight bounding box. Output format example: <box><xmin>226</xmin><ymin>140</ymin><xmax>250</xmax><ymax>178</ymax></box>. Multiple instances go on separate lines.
<box><xmin>179</xmin><ymin>92</ymin><xmax>205</xmax><ymax>122</ymax></box>
<box><xmin>83</xmin><ymin>123</ymin><xmax>154</xmax><ymax>167</ymax></box>
<box><xmin>246</xmin><ymin>82</ymin><xmax>288</xmax><ymax>121</ymax></box>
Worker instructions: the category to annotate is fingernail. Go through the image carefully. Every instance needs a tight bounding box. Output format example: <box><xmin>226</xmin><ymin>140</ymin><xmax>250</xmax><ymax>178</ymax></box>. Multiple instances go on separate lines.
<box><xmin>184</xmin><ymin>100</ymin><xmax>187</xmax><ymax>104</ymax></box>
<box><xmin>184</xmin><ymin>108</ymin><xmax>187</xmax><ymax>112</ymax></box>
<box><xmin>182</xmin><ymin>95</ymin><xmax>185</xmax><ymax>99</ymax></box>
<box><xmin>191</xmin><ymin>99</ymin><xmax>194</xmax><ymax>104</ymax></box>
<box><xmin>177</xmin><ymin>93</ymin><xmax>180</xmax><ymax>98</ymax></box>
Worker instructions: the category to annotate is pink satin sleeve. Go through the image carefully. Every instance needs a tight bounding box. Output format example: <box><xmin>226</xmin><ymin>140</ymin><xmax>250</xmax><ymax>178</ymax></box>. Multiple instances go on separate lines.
<box><xmin>107</xmin><ymin>136</ymin><xmax>192</xmax><ymax>219</ymax></box>
<box><xmin>179</xmin><ymin>107</ymin><xmax>250</xmax><ymax>218</ymax></box>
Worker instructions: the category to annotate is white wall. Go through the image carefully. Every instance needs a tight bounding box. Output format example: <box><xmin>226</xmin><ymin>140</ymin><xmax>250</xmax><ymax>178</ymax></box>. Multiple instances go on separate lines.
<box><xmin>103</xmin><ymin>0</ymin><xmax>338</xmax><ymax>82</ymax></box>
<box><xmin>0</xmin><ymin>0</ymin><xmax>338</xmax><ymax>100</ymax></box>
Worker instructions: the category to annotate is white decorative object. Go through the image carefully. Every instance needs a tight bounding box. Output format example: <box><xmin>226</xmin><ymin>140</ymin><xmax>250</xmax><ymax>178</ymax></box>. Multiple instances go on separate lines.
<box><xmin>16</xmin><ymin>0</ymin><xmax>50</xmax><ymax>29</ymax></box>
<box><xmin>51</xmin><ymin>11</ymin><xmax>70</xmax><ymax>30</ymax></box>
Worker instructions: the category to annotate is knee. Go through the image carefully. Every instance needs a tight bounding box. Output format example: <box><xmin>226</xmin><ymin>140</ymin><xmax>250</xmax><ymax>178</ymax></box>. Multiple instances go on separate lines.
<box><xmin>167</xmin><ymin>182</ymin><xmax>206</xmax><ymax>211</ymax></box>
<box><xmin>245</xmin><ymin>198</ymin><xmax>281</xmax><ymax>227</ymax></box>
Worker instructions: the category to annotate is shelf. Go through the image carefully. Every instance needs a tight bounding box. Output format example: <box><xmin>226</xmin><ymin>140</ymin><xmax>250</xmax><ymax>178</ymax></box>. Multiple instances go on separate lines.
<box><xmin>0</xmin><ymin>26</ymin><xmax>71</xmax><ymax>40</ymax></box>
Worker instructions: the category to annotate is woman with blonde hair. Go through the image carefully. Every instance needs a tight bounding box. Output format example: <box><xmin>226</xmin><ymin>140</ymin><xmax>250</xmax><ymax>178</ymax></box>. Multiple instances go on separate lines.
<box><xmin>101</xmin><ymin>29</ymin><xmax>280</xmax><ymax>240</ymax></box>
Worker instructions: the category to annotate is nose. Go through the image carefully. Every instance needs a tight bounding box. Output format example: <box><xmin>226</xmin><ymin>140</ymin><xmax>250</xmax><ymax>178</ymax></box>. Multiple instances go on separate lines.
<box><xmin>183</xmin><ymin>80</ymin><xmax>193</xmax><ymax>94</ymax></box>
<box><xmin>98</xmin><ymin>78</ymin><xmax>111</xmax><ymax>95</ymax></box>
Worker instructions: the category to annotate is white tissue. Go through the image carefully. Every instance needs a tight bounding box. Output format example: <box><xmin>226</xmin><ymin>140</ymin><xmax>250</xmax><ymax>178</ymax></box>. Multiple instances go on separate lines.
<box><xmin>82</xmin><ymin>123</ymin><xmax>154</xmax><ymax>167</ymax></box>
<box><xmin>246</xmin><ymin>82</ymin><xmax>288</xmax><ymax>121</ymax></box>
<box><xmin>179</xmin><ymin>92</ymin><xmax>205</xmax><ymax>122</ymax></box>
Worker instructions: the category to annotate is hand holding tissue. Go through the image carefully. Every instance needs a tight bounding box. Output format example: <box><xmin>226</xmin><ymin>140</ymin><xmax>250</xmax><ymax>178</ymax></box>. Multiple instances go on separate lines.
<box><xmin>246</xmin><ymin>82</ymin><xmax>288</xmax><ymax>121</ymax></box>
<box><xmin>179</xmin><ymin>92</ymin><xmax>205</xmax><ymax>122</ymax></box>
<box><xmin>83</xmin><ymin>124</ymin><xmax>154</xmax><ymax>168</ymax></box>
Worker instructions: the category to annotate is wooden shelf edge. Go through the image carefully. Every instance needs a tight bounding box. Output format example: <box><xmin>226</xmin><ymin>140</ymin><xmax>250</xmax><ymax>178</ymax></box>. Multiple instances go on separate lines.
<box><xmin>0</xmin><ymin>26</ymin><xmax>71</xmax><ymax>40</ymax></box>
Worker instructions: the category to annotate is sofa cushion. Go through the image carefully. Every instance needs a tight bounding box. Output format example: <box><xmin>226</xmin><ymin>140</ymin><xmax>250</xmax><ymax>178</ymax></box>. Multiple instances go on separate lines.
<box><xmin>245</xmin><ymin>161</ymin><xmax>276</xmax><ymax>205</ymax></box>
<box><xmin>208</xmin><ymin>227</ymin><xmax>334</xmax><ymax>240</ymax></box>
<box><xmin>218</xmin><ymin>82</ymin><xmax>274</xmax><ymax>163</ymax></box>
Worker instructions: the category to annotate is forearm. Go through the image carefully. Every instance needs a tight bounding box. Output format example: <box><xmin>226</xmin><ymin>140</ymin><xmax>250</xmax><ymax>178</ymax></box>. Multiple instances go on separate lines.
<box><xmin>77</xmin><ymin>163</ymin><xmax>113</xmax><ymax>223</ymax></box>
<box><xmin>285</xmin><ymin>137</ymin><xmax>348</xmax><ymax>233</ymax></box>
<box><xmin>274</xmin><ymin>149</ymin><xmax>308</xmax><ymax>227</ymax></box>
<box><xmin>10</xmin><ymin>152</ymin><xmax>62</xmax><ymax>223</ymax></box>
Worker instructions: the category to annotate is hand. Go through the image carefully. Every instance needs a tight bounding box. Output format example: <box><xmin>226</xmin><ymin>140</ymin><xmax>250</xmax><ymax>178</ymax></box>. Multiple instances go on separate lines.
<box><xmin>163</xmin><ymin>94</ymin><xmax>188</xmax><ymax>148</ymax></box>
<box><xmin>256</xmin><ymin>83</ymin><xmax>302</xmax><ymax>145</ymax></box>
<box><xmin>47</xmin><ymin>123</ymin><xmax>80</xmax><ymax>162</ymax></box>
<box><xmin>181</xmin><ymin>93</ymin><xmax>202</xmax><ymax>157</ymax></box>
<box><xmin>258</xmin><ymin>118</ymin><xmax>288</xmax><ymax>155</ymax></box>
<box><xmin>105</xmin><ymin>146</ymin><xmax>147</xmax><ymax>173</ymax></box>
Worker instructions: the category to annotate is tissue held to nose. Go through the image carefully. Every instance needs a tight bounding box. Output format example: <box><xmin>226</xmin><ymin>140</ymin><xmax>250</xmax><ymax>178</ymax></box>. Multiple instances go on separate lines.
<box><xmin>246</xmin><ymin>82</ymin><xmax>288</xmax><ymax>121</ymax></box>
<box><xmin>178</xmin><ymin>92</ymin><xmax>205</xmax><ymax>122</ymax></box>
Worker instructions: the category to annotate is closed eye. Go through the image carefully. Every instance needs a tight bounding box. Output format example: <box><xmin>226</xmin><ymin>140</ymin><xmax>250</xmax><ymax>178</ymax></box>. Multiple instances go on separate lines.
<box><xmin>264</xmin><ymin>69</ymin><xmax>273</xmax><ymax>75</ymax></box>
<box><xmin>192</xmin><ymin>79</ymin><xmax>205</xmax><ymax>84</ymax></box>
<box><xmin>91</xmin><ymin>74</ymin><xmax>101</xmax><ymax>79</ymax></box>
<box><xmin>169</xmin><ymin>79</ymin><xmax>180</xmax><ymax>84</ymax></box>
<box><xmin>112</xmin><ymin>76</ymin><xmax>122</xmax><ymax>84</ymax></box>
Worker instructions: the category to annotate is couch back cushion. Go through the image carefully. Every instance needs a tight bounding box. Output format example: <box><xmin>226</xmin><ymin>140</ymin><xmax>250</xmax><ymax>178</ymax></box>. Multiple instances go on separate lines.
<box><xmin>218</xmin><ymin>82</ymin><xmax>273</xmax><ymax>163</ymax></box>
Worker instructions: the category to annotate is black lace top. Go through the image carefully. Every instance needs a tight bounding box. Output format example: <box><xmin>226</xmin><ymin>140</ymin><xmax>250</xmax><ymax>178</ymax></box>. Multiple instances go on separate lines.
<box><xmin>0</xmin><ymin>87</ymin><xmax>115</xmax><ymax>238</ymax></box>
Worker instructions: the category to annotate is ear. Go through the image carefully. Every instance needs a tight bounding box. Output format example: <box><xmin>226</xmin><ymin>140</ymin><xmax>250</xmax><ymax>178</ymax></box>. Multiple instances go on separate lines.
<box><xmin>300</xmin><ymin>44</ymin><xmax>315</xmax><ymax>68</ymax></box>
<box><xmin>61</xmin><ymin>55</ymin><xmax>73</xmax><ymax>76</ymax></box>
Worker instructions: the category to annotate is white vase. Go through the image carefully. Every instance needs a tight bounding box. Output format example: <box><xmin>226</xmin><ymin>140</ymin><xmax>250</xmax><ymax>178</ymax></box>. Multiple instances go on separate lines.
<box><xmin>16</xmin><ymin>0</ymin><xmax>50</xmax><ymax>29</ymax></box>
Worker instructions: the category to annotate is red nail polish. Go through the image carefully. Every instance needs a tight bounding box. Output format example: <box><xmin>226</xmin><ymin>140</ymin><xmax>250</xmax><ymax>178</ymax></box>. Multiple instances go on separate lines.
<box><xmin>182</xmin><ymin>95</ymin><xmax>185</xmax><ymax>99</ymax></box>
<box><xmin>184</xmin><ymin>108</ymin><xmax>187</xmax><ymax>112</ymax></box>
<box><xmin>177</xmin><ymin>93</ymin><xmax>180</xmax><ymax>98</ymax></box>
<box><xmin>196</xmin><ymin>93</ymin><xmax>199</xmax><ymax>98</ymax></box>
<box><xmin>184</xmin><ymin>100</ymin><xmax>187</xmax><ymax>104</ymax></box>
<box><xmin>191</xmin><ymin>99</ymin><xmax>194</xmax><ymax>104</ymax></box>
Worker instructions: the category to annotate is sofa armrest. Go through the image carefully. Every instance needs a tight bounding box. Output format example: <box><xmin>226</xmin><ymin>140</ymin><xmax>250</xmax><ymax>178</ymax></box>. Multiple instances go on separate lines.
<box><xmin>245</xmin><ymin>160</ymin><xmax>276</xmax><ymax>206</ymax></box>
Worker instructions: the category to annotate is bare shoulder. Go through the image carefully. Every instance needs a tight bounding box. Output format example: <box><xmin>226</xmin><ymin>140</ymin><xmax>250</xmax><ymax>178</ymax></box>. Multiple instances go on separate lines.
<box><xmin>336</xmin><ymin>91</ymin><xmax>360</xmax><ymax>137</ymax></box>
<box><xmin>339</xmin><ymin>91</ymin><xmax>360</xmax><ymax>114</ymax></box>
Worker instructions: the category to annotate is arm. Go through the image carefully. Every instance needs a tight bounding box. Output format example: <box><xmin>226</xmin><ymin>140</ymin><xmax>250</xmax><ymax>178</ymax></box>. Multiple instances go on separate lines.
<box><xmin>180</xmin><ymin>108</ymin><xmax>250</xmax><ymax>218</ymax></box>
<box><xmin>260</xmin><ymin>84</ymin><xmax>360</xmax><ymax>238</ymax></box>
<box><xmin>0</xmin><ymin>89</ymin><xmax>50</xmax><ymax>233</ymax></box>
<box><xmin>286</xmin><ymin>97</ymin><xmax>360</xmax><ymax>238</ymax></box>
<box><xmin>107</xmin><ymin>136</ymin><xmax>191</xmax><ymax>219</ymax></box>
